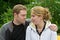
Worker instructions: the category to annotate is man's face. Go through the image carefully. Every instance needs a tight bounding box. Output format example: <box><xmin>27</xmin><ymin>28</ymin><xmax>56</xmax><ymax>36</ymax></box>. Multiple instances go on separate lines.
<box><xmin>15</xmin><ymin>10</ymin><xmax>27</xmax><ymax>24</ymax></box>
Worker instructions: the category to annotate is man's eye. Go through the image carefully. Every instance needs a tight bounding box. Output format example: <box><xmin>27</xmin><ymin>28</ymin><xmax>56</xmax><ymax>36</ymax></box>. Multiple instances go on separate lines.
<box><xmin>31</xmin><ymin>15</ymin><xmax>35</xmax><ymax>17</ymax></box>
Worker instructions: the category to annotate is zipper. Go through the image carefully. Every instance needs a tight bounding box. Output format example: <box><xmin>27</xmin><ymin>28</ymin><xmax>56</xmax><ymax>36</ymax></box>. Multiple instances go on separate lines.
<box><xmin>39</xmin><ymin>36</ymin><xmax>41</xmax><ymax>40</ymax></box>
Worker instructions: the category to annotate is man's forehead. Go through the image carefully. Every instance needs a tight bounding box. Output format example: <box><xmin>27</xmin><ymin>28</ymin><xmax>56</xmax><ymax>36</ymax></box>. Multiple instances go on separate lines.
<box><xmin>20</xmin><ymin>10</ymin><xmax>26</xmax><ymax>12</ymax></box>
<box><xmin>18</xmin><ymin>10</ymin><xmax>27</xmax><ymax>15</ymax></box>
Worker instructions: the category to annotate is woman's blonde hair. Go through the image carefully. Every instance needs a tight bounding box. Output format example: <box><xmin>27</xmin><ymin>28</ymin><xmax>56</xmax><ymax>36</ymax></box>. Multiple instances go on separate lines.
<box><xmin>31</xmin><ymin>6</ymin><xmax>52</xmax><ymax>21</ymax></box>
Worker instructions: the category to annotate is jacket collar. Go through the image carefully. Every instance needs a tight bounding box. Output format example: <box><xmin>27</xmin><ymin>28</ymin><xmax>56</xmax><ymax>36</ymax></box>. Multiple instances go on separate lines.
<box><xmin>29</xmin><ymin>20</ymin><xmax>51</xmax><ymax>32</ymax></box>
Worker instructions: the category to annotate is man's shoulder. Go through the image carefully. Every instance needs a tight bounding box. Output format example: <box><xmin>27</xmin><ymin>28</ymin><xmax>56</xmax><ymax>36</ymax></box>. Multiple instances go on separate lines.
<box><xmin>0</xmin><ymin>21</ymin><xmax>13</xmax><ymax>33</ymax></box>
<box><xmin>2</xmin><ymin>21</ymin><xmax>12</xmax><ymax>27</ymax></box>
<box><xmin>1</xmin><ymin>21</ymin><xmax>12</xmax><ymax>30</ymax></box>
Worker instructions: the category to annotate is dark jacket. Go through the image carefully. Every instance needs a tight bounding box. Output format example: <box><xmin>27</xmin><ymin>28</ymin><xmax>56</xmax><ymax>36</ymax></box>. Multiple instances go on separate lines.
<box><xmin>0</xmin><ymin>20</ymin><xmax>30</xmax><ymax>40</ymax></box>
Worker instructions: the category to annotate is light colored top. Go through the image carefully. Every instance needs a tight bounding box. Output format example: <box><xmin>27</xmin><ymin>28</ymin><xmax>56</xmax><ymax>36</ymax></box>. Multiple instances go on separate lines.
<box><xmin>26</xmin><ymin>21</ymin><xmax>57</xmax><ymax>40</ymax></box>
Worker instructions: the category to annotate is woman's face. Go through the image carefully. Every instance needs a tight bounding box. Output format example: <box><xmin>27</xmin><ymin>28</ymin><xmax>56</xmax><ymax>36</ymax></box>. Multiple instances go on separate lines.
<box><xmin>31</xmin><ymin>13</ymin><xmax>43</xmax><ymax>25</ymax></box>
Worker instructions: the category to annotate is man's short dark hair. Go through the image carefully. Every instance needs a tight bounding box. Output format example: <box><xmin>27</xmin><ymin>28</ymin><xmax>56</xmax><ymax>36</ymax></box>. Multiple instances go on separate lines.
<box><xmin>13</xmin><ymin>4</ymin><xmax>27</xmax><ymax>14</ymax></box>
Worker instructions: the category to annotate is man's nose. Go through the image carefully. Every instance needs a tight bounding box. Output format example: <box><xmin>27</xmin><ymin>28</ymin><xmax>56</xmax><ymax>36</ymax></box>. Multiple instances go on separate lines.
<box><xmin>24</xmin><ymin>16</ymin><xmax>26</xmax><ymax>19</ymax></box>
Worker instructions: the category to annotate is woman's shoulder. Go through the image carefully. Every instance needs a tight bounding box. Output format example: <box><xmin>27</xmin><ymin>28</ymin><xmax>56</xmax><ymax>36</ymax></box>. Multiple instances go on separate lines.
<box><xmin>27</xmin><ymin>22</ymin><xmax>36</xmax><ymax>31</ymax></box>
<box><xmin>26</xmin><ymin>24</ymin><xmax>32</xmax><ymax>31</ymax></box>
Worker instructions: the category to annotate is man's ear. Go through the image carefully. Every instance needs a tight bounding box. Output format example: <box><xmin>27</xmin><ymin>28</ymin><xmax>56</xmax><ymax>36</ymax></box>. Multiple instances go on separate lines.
<box><xmin>14</xmin><ymin>13</ymin><xmax>18</xmax><ymax>18</ymax></box>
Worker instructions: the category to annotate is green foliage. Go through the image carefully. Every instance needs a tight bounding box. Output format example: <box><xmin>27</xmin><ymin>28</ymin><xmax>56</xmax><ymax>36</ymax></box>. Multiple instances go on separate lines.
<box><xmin>0</xmin><ymin>0</ymin><xmax>60</xmax><ymax>33</ymax></box>
<box><xmin>0</xmin><ymin>0</ymin><xmax>35</xmax><ymax>14</ymax></box>
<box><xmin>0</xmin><ymin>8</ymin><xmax>13</xmax><ymax>27</ymax></box>
<box><xmin>2</xmin><ymin>0</ymin><xmax>35</xmax><ymax>8</ymax></box>
<box><xmin>26</xmin><ymin>2</ymin><xmax>42</xmax><ymax>18</ymax></box>
<box><xmin>0</xmin><ymin>0</ymin><xmax>8</xmax><ymax>14</ymax></box>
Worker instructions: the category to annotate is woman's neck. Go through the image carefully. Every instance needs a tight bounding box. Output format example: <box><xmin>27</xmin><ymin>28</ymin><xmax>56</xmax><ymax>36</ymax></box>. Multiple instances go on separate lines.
<box><xmin>36</xmin><ymin>20</ymin><xmax>45</xmax><ymax>32</ymax></box>
<box><xmin>37</xmin><ymin>21</ymin><xmax>44</xmax><ymax>28</ymax></box>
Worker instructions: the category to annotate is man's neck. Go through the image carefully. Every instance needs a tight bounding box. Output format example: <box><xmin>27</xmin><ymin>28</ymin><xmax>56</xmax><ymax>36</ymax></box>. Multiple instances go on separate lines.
<box><xmin>13</xmin><ymin>19</ymin><xmax>21</xmax><ymax>25</ymax></box>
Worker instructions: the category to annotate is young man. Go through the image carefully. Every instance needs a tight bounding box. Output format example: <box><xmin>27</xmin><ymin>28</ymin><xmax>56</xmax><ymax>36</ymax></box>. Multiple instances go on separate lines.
<box><xmin>0</xmin><ymin>4</ymin><xmax>58</xmax><ymax>40</ymax></box>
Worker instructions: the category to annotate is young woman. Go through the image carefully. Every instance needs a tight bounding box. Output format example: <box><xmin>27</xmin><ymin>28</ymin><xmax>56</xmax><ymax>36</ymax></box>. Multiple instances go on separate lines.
<box><xmin>26</xmin><ymin>6</ymin><xmax>57</xmax><ymax>40</ymax></box>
